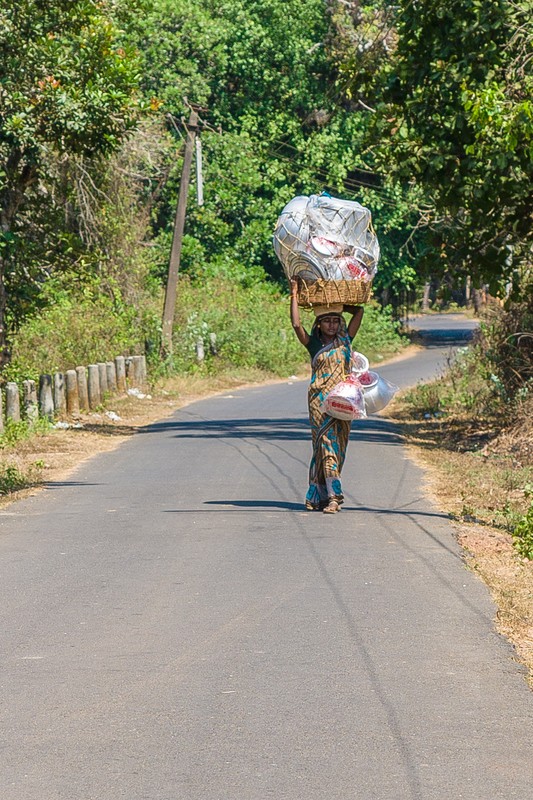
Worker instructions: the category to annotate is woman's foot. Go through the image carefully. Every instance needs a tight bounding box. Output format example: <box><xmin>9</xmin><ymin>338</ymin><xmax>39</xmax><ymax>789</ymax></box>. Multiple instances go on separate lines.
<box><xmin>323</xmin><ymin>499</ymin><xmax>341</xmax><ymax>514</ymax></box>
<box><xmin>305</xmin><ymin>500</ymin><xmax>322</xmax><ymax>511</ymax></box>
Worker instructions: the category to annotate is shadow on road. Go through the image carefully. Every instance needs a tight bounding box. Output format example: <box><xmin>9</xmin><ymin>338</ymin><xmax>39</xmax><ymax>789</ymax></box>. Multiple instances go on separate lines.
<box><xmin>139</xmin><ymin>416</ymin><xmax>404</xmax><ymax>446</ymax></box>
<box><xmin>162</xmin><ymin>500</ymin><xmax>450</xmax><ymax>522</ymax></box>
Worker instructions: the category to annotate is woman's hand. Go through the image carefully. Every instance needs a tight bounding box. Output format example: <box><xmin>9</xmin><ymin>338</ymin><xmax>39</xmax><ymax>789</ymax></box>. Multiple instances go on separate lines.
<box><xmin>290</xmin><ymin>278</ymin><xmax>299</xmax><ymax>298</ymax></box>
<box><xmin>343</xmin><ymin>304</ymin><xmax>360</xmax><ymax>315</ymax></box>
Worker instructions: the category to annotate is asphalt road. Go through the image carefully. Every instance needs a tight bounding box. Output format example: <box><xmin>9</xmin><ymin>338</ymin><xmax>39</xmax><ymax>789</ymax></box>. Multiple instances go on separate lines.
<box><xmin>1</xmin><ymin>317</ymin><xmax>532</xmax><ymax>799</ymax></box>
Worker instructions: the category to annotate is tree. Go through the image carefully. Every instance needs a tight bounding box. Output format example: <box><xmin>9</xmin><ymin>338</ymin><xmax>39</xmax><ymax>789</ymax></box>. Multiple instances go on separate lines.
<box><xmin>373</xmin><ymin>0</ymin><xmax>532</xmax><ymax>293</ymax></box>
<box><xmin>129</xmin><ymin>0</ymin><xmax>401</xmax><ymax>288</ymax></box>
<box><xmin>0</xmin><ymin>0</ymin><xmax>142</xmax><ymax>364</ymax></box>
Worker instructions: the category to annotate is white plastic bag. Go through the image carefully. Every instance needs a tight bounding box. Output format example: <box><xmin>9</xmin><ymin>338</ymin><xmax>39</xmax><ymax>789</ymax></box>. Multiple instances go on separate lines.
<box><xmin>350</xmin><ymin>351</ymin><xmax>369</xmax><ymax>376</ymax></box>
<box><xmin>362</xmin><ymin>376</ymin><xmax>399</xmax><ymax>415</ymax></box>
<box><xmin>321</xmin><ymin>376</ymin><xmax>367</xmax><ymax>421</ymax></box>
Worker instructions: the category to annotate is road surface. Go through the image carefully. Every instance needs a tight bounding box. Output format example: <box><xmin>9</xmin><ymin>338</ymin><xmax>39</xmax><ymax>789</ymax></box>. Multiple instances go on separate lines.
<box><xmin>1</xmin><ymin>316</ymin><xmax>532</xmax><ymax>799</ymax></box>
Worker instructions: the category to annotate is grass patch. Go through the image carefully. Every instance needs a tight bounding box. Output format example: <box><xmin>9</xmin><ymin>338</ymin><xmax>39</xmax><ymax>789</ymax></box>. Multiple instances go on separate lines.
<box><xmin>0</xmin><ymin>460</ymin><xmax>44</xmax><ymax>496</ymax></box>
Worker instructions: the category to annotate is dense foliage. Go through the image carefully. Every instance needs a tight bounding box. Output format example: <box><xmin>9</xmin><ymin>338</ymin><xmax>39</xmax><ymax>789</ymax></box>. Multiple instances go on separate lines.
<box><xmin>373</xmin><ymin>0</ymin><xmax>532</xmax><ymax>293</ymax></box>
<box><xmin>0</xmin><ymin>0</ymin><xmax>531</xmax><ymax>381</ymax></box>
<box><xmin>0</xmin><ymin>0</ymin><xmax>142</xmax><ymax>361</ymax></box>
<box><xmin>130</xmin><ymin>0</ymin><xmax>421</xmax><ymax>304</ymax></box>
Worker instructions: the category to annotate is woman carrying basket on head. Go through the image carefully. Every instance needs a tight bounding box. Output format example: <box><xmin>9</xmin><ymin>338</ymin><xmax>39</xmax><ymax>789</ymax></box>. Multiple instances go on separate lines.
<box><xmin>290</xmin><ymin>278</ymin><xmax>364</xmax><ymax>514</ymax></box>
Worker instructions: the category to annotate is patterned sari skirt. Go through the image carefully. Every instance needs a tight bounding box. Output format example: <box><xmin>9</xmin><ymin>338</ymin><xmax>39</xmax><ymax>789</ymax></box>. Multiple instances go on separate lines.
<box><xmin>305</xmin><ymin>335</ymin><xmax>352</xmax><ymax>509</ymax></box>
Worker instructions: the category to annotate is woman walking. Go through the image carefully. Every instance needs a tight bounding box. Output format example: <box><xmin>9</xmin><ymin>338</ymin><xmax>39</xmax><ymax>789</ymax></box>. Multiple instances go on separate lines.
<box><xmin>290</xmin><ymin>279</ymin><xmax>364</xmax><ymax>514</ymax></box>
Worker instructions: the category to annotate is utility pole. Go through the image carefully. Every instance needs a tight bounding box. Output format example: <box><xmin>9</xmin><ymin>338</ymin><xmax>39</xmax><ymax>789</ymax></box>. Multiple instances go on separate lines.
<box><xmin>161</xmin><ymin>109</ymin><xmax>198</xmax><ymax>357</ymax></box>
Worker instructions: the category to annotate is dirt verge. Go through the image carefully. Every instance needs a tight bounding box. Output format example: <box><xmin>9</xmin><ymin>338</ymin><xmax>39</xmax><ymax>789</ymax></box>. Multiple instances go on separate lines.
<box><xmin>393</xmin><ymin>404</ymin><xmax>533</xmax><ymax>688</ymax></box>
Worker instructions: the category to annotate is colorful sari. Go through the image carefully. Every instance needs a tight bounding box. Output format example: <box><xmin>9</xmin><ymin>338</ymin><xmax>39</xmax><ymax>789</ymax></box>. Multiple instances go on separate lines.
<box><xmin>305</xmin><ymin>323</ymin><xmax>353</xmax><ymax>509</ymax></box>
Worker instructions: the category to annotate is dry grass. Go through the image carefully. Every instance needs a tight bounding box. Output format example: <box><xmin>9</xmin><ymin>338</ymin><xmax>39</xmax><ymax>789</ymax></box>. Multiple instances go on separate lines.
<box><xmin>393</xmin><ymin>395</ymin><xmax>533</xmax><ymax>687</ymax></box>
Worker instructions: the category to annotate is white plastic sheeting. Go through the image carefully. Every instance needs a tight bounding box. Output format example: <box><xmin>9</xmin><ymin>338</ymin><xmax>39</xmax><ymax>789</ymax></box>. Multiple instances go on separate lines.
<box><xmin>273</xmin><ymin>193</ymin><xmax>380</xmax><ymax>283</ymax></box>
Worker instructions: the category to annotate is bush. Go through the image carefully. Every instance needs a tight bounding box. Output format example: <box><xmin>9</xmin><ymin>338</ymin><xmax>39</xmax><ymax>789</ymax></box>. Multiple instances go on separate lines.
<box><xmin>402</xmin><ymin>296</ymin><xmax>533</xmax><ymax>423</ymax></box>
<box><xmin>3</xmin><ymin>272</ymin><xmax>407</xmax><ymax>384</ymax></box>
<box><xmin>4</xmin><ymin>280</ymin><xmax>160</xmax><ymax>382</ymax></box>
<box><xmin>510</xmin><ymin>486</ymin><xmax>533</xmax><ymax>560</ymax></box>
<box><xmin>164</xmin><ymin>277</ymin><xmax>406</xmax><ymax>377</ymax></box>
<box><xmin>478</xmin><ymin>299</ymin><xmax>533</xmax><ymax>402</ymax></box>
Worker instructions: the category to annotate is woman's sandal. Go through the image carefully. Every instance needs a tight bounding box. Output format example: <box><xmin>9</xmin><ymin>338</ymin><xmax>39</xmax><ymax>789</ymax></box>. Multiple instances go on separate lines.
<box><xmin>323</xmin><ymin>499</ymin><xmax>341</xmax><ymax>514</ymax></box>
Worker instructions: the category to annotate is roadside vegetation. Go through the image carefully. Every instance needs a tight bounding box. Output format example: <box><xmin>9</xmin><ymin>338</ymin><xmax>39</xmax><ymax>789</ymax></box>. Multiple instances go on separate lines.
<box><xmin>392</xmin><ymin>299</ymin><xmax>533</xmax><ymax>682</ymax></box>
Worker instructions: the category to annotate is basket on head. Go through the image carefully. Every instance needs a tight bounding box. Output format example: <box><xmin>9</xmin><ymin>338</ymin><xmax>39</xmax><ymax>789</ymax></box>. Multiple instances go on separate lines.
<box><xmin>297</xmin><ymin>278</ymin><xmax>373</xmax><ymax>308</ymax></box>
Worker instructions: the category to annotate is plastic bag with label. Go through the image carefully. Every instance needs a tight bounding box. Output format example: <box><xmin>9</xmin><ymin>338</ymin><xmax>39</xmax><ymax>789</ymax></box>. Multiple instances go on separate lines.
<box><xmin>321</xmin><ymin>375</ymin><xmax>367</xmax><ymax>421</ymax></box>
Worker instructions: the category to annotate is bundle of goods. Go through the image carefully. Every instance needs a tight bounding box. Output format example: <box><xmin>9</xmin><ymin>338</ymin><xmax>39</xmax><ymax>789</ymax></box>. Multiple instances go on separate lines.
<box><xmin>321</xmin><ymin>351</ymin><xmax>399</xmax><ymax>420</ymax></box>
<box><xmin>273</xmin><ymin>193</ymin><xmax>380</xmax><ymax>307</ymax></box>
<box><xmin>321</xmin><ymin>373</ymin><xmax>367</xmax><ymax>420</ymax></box>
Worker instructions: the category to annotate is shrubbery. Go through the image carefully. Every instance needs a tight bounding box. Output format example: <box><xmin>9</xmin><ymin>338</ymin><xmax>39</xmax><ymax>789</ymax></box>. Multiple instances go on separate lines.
<box><xmin>5</xmin><ymin>272</ymin><xmax>406</xmax><ymax>384</ymax></box>
<box><xmin>400</xmin><ymin>298</ymin><xmax>532</xmax><ymax>559</ymax></box>
<box><xmin>3</xmin><ymin>280</ymin><xmax>157</xmax><ymax>383</ymax></box>
<box><xmin>404</xmin><ymin>299</ymin><xmax>532</xmax><ymax>421</ymax></box>
<box><xmin>164</xmin><ymin>276</ymin><xmax>405</xmax><ymax>377</ymax></box>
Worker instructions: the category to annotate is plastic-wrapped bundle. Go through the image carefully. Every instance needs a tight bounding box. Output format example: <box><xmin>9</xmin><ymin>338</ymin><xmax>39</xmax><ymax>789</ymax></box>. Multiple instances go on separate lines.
<box><xmin>350</xmin><ymin>351</ymin><xmax>370</xmax><ymax>375</ymax></box>
<box><xmin>321</xmin><ymin>375</ymin><xmax>367</xmax><ymax>421</ymax></box>
<box><xmin>273</xmin><ymin>193</ymin><xmax>380</xmax><ymax>284</ymax></box>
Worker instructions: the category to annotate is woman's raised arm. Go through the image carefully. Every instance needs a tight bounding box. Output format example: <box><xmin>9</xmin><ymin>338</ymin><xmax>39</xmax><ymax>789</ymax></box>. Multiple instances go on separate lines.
<box><xmin>344</xmin><ymin>305</ymin><xmax>364</xmax><ymax>340</ymax></box>
<box><xmin>289</xmin><ymin>279</ymin><xmax>310</xmax><ymax>347</ymax></box>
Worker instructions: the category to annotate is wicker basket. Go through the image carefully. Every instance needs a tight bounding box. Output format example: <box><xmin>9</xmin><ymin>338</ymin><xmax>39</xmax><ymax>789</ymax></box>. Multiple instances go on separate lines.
<box><xmin>297</xmin><ymin>278</ymin><xmax>373</xmax><ymax>308</ymax></box>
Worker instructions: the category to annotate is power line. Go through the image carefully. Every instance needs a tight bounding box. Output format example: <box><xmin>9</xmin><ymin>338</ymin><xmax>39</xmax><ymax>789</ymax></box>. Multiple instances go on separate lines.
<box><xmin>170</xmin><ymin>115</ymin><xmax>400</xmax><ymax>203</ymax></box>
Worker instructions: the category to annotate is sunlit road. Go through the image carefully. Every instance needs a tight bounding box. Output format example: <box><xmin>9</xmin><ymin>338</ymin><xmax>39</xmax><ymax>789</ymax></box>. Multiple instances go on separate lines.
<box><xmin>1</xmin><ymin>316</ymin><xmax>532</xmax><ymax>799</ymax></box>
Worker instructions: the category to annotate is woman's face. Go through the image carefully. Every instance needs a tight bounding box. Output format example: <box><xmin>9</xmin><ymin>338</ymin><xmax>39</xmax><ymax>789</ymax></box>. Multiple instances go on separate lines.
<box><xmin>319</xmin><ymin>316</ymin><xmax>341</xmax><ymax>337</ymax></box>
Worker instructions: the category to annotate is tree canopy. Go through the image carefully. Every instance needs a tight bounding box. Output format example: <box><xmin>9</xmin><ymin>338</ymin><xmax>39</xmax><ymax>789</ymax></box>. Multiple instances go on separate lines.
<box><xmin>0</xmin><ymin>0</ymin><xmax>141</xmax><ymax>360</ymax></box>
<box><xmin>372</xmin><ymin>0</ymin><xmax>532</xmax><ymax>291</ymax></box>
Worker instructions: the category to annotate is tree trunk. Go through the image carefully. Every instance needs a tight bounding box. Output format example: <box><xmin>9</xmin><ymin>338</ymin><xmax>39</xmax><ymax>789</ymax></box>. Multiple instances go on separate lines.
<box><xmin>465</xmin><ymin>275</ymin><xmax>472</xmax><ymax>308</ymax></box>
<box><xmin>422</xmin><ymin>282</ymin><xmax>431</xmax><ymax>311</ymax></box>
<box><xmin>0</xmin><ymin>253</ymin><xmax>10</xmax><ymax>368</ymax></box>
<box><xmin>0</xmin><ymin>158</ymin><xmax>37</xmax><ymax>368</ymax></box>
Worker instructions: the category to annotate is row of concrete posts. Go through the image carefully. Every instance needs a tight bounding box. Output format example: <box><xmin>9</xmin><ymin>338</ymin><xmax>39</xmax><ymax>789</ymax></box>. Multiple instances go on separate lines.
<box><xmin>0</xmin><ymin>355</ymin><xmax>147</xmax><ymax>433</ymax></box>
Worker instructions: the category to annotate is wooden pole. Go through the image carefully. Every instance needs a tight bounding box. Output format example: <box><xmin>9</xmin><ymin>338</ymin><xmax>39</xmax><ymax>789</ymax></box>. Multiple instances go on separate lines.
<box><xmin>161</xmin><ymin>109</ymin><xmax>198</xmax><ymax>357</ymax></box>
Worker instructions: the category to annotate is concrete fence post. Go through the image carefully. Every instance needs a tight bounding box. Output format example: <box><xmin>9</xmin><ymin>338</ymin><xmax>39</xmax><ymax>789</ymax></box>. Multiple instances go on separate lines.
<box><xmin>139</xmin><ymin>355</ymin><xmax>147</xmax><ymax>386</ymax></box>
<box><xmin>106</xmin><ymin>361</ymin><xmax>117</xmax><ymax>394</ymax></box>
<box><xmin>76</xmin><ymin>366</ymin><xmax>89</xmax><ymax>411</ymax></box>
<box><xmin>132</xmin><ymin>355</ymin><xmax>143</xmax><ymax>387</ymax></box>
<box><xmin>6</xmin><ymin>382</ymin><xmax>21</xmax><ymax>422</ymax></box>
<box><xmin>23</xmin><ymin>380</ymin><xmax>39</xmax><ymax>422</ymax></box>
<box><xmin>125</xmin><ymin>357</ymin><xmax>136</xmax><ymax>387</ymax></box>
<box><xmin>65</xmin><ymin>370</ymin><xmax>80</xmax><ymax>416</ymax></box>
<box><xmin>209</xmin><ymin>333</ymin><xmax>218</xmax><ymax>356</ymax></box>
<box><xmin>115</xmin><ymin>356</ymin><xmax>126</xmax><ymax>393</ymax></box>
<box><xmin>53</xmin><ymin>372</ymin><xmax>66</xmax><ymax>416</ymax></box>
<box><xmin>39</xmin><ymin>374</ymin><xmax>54</xmax><ymax>420</ymax></box>
<box><xmin>87</xmin><ymin>365</ymin><xmax>101</xmax><ymax>409</ymax></box>
<box><xmin>196</xmin><ymin>339</ymin><xmax>205</xmax><ymax>363</ymax></box>
<box><xmin>98</xmin><ymin>362</ymin><xmax>108</xmax><ymax>395</ymax></box>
